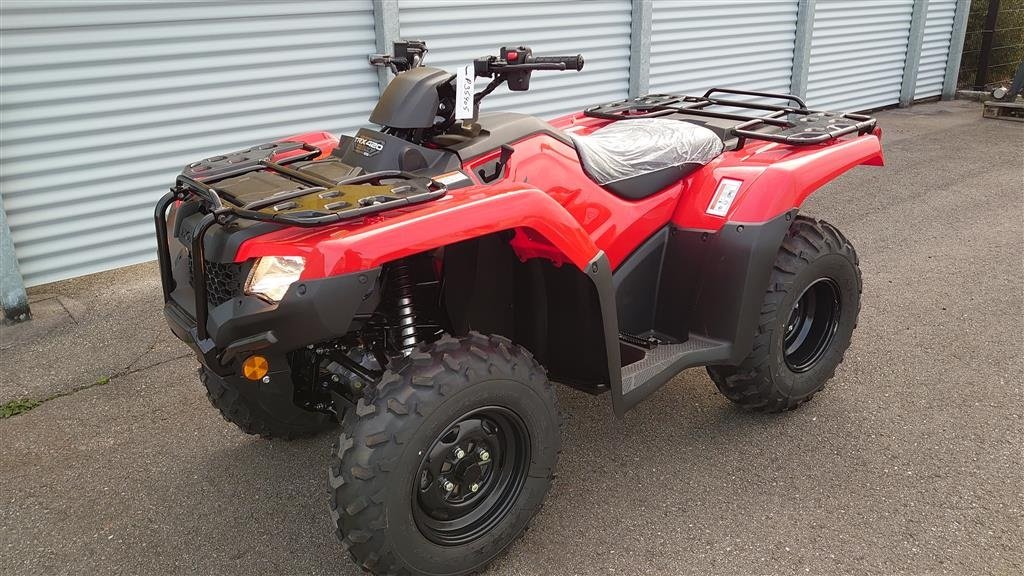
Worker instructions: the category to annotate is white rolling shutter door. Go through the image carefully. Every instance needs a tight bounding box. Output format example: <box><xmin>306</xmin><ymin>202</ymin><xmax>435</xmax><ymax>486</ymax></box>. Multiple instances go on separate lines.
<box><xmin>915</xmin><ymin>0</ymin><xmax>957</xmax><ymax>99</ymax></box>
<box><xmin>649</xmin><ymin>1</ymin><xmax>800</xmax><ymax>100</ymax></box>
<box><xmin>0</xmin><ymin>0</ymin><xmax>379</xmax><ymax>286</ymax></box>
<box><xmin>396</xmin><ymin>0</ymin><xmax>632</xmax><ymax>120</ymax></box>
<box><xmin>806</xmin><ymin>0</ymin><xmax>915</xmax><ymax>112</ymax></box>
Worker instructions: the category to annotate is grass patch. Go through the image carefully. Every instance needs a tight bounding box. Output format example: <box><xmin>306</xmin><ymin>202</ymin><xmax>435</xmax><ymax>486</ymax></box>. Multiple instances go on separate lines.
<box><xmin>1</xmin><ymin>398</ymin><xmax>42</xmax><ymax>419</ymax></box>
<box><xmin>1</xmin><ymin>375</ymin><xmax>114</xmax><ymax>419</ymax></box>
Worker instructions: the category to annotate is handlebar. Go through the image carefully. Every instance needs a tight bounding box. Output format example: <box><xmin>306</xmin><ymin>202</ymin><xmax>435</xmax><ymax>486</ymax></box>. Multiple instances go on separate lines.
<box><xmin>476</xmin><ymin>46</ymin><xmax>584</xmax><ymax>78</ymax></box>
<box><xmin>527</xmin><ymin>55</ymin><xmax>585</xmax><ymax>71</ymax></box>
<box><xmin>469</xmin><ymin>46</ymin><xmax>585</xmax><ymax>97</ymax></box>
<box><xmin>371</xmin><ymin>41</ymin><xmax>584</xmax><ymax>130</ymax></box>
<box><xmin>490</xmin><ymin>62</ymin><xmax>567</xmax><ymax>72</ymax></box>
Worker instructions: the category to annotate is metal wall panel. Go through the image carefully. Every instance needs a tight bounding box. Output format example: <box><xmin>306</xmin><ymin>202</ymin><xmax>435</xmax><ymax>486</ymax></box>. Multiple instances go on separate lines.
<box><xmin>807</xmin><ymin>0</ymin><xmax>915</xmax><ymax>112</ymax></box>
<box><xmin>0</xmin><ymin>0</ymin><xmax>970</xmax><ymax>290</ymax></box>
<box><xmin>396</xmin><ymin>0</ymin><xmax>631</xmax><ymax>120</ymax></box>
<box><xmin>650</xmin><ymin>1</ymin><xmax>800</xmax><ymax>101</ymax></box>
<box><xmin>0</xmin><ymin>0</ymin><xmax>379</xmax><ymax>286</ymax></box>
<box><xmin>915</xmin><ymin>0</ymin><xmax>957</xmax><ymax>98</ymax></box>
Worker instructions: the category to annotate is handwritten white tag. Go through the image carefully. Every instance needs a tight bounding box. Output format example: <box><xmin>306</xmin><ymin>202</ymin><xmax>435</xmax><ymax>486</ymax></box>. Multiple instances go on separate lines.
<box><xmin>455</xmin><ymin>63</ymin><xmax>475</xmax><ymax>120</ymax></box>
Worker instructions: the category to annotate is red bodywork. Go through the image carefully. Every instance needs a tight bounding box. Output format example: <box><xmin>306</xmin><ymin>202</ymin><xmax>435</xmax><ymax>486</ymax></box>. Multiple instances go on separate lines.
<box><xmin>236</xmin><ymin>116</ymin><xmax>884</xmax><ymax>280</ymax></box>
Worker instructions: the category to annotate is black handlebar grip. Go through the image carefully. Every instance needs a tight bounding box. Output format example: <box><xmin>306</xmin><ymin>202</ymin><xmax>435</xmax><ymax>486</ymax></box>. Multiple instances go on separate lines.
<box><xmin>528</xmin><ymin>55</ymin><xmax>585</xmax><ymax>71</ymax></box>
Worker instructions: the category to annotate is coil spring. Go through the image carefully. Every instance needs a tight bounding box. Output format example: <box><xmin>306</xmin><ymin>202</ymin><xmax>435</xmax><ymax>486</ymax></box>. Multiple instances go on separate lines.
<box><xmin>389</xmin><ymin>260</ymin><xmax>419</xmax><ymax>353</ymax></box>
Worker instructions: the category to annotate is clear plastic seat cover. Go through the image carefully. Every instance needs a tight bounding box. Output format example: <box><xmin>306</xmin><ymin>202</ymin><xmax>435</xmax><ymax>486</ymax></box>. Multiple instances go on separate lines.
<box><xmin>569</xmin><ymin>118</ymin><xmax>724</xmax><ymax>184</ymax></box>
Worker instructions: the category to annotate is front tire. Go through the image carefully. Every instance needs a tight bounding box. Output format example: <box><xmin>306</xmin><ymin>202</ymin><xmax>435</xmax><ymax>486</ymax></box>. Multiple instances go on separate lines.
<box><xmin>329</xmin><ymin>332</ymin><xmax>559</xmax><ymax>576</ymax></box>
<box><xmin>200</xmin><ymin>367</ymin><xmax>336</xmax><ymax>440</ymax></box>
<box><xmin>707</xmin><ymin>216</ymin><xmax>862</xmax><ymax>412</ymax></box>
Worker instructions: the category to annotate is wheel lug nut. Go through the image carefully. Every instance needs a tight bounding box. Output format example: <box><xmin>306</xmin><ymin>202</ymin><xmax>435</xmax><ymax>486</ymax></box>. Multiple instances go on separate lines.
<box><xmin>470</xmin><ymin>483</ymin><xmax>480</xmax><ymax>493</ymax></box>
<box><xmin>454</xmin><ymin>448</ymin><xmax>466</xmax><ymax>459</ymax></box>
<box><xmin>442</xmin><ymin>480</ymin><xmax>455</xmax><ymax>492</ymax></box>
<box><xmin>479</xmin><ymin>450</ymin><xmax>490</xmax><ymax>462</ymax></box>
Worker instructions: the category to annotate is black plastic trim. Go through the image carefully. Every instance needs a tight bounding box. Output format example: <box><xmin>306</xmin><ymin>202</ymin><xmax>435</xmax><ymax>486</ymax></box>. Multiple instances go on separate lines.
<box><xmin>585</xmin><ymin>252</ymin><xmax>623</xmax><ymax>406</ymax></box>
<box><xmin>336</xmin><ymin>128</ymin><xmax>461</xmax><ymax>175</ymax></box>
<box><xmin>604</xmin><ymin>211</ymin><xmax>795</xmax><ymax>416</ymax></box>
<box><xmin>369</xmin><ymin>66</ymin><xmax>452</xmax><ymax>129</ymax></box>
<box><xmin>668</xmin><ymin>211</ymin><xmax>795</xmax><ymax>364</ymax></box>
<box><xmin>163</xmin><ymin>267</ymin><xmax>382</xmax><ymax>376</ymax></box>
<box><xmin>612</xmin><ymin>227</ymin><xmax>668</xmax><ymax>335</ymax></box>
<box><xmin>445</xmin><ymin>112</ymin><xmax>573</xmax><ymax>161</ymax></box>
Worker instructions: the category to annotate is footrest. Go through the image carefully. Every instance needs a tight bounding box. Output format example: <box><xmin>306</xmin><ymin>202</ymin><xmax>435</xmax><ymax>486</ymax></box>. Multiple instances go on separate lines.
<box><xmin>620</xmin><ymin>336</ymin><xmax>718</xmax><ymax>395</ymax></box>
<box><xmin>619</xmin><ymin>332</ymin><xmax>659</xmax><ymax>349</ymax></box>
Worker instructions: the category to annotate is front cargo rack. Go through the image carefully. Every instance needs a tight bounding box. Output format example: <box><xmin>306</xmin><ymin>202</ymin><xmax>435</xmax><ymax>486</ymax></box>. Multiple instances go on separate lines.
<box><xmin>174</xmin><ymin>140</ymin><xmax>447</xmax><ymax>228</ymax></box>
<box><xmin>155</xmin><ymin>139</ymin><xmax>448</xmax><ymax>340</ymax></box>
<box><xmin>584</xmin><ymin>88</ymin><xmax>877</xmax><ymax>150</ymax></box>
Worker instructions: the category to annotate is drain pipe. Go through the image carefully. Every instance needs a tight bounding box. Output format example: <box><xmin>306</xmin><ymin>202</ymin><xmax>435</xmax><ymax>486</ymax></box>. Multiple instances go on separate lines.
<box><xmin>1</xmin><ymin>192</ymin><xmax>31</xmax><ymax>324</ymax></box>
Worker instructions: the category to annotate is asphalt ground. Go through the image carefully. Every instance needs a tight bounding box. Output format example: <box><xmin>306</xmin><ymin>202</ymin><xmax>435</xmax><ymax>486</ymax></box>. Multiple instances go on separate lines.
<box><xmin>2</xmin><ymin>100</ymin><xmax>1022</xmax><ymax>575</ymax></box>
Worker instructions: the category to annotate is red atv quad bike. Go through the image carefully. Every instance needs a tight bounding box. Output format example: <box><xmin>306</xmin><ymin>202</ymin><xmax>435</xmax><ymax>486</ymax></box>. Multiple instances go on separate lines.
<box><xmin>156</xmin><ymin>40</ymin><xmax>882</xmax><ymax>576</ymax></box>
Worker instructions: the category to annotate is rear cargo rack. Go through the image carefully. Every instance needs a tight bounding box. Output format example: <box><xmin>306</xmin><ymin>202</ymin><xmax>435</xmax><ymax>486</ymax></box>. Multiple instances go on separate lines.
<box><xmin>584</xmin><ymin>88</ymin><xmax>877</xmax><ymax>150</ymax></box>
<box><xmin>155</xmin><ymin>139</ymin><xmax>448</xmax><ymax>340</ymax></box>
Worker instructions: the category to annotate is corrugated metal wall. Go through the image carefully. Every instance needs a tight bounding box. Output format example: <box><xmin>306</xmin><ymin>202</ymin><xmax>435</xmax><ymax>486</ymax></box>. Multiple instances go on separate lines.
<box><xmin>0</xmin><ymin>0</ymin><xmax>968</xmax><ymax>290</ymax></box>
<box><xmin>0</xmin><ymin>0</ymin><xmax>379</xmax><ymax>287</ymax></box>
<box><xmin>397</xmin><ymin>0</ymin><xmax>632</xmax><ymax>119</ymax></box>
<box><xmin>915</xmin><ymin>0</ymin><xmax>957</xmax><ymax>99</ymax></box>
<box><xmin>806</xmin><ymin>0</ymin><xmax>915</xmax><ymax>112</ymax></box>
<box><xmin>650</xmin><ymin>1</ymin><xmax>800</xmax><ymax>99</ymax></box>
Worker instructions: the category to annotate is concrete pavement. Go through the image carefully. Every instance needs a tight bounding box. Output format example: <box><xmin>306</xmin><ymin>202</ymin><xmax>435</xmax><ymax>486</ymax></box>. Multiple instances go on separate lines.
<box><xmin>2</xmin><ymin>99</ymin><xmax>1022</xmax><ymax>575</ymax></box>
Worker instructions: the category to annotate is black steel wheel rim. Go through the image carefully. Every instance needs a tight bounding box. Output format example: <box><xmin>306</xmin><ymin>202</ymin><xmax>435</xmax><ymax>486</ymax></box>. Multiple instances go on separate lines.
<box><xmin>412</xmin><ymin>406</ymin><xmax>531</xmax><ymax>546</ymax></box>
<box><xmin>783</xmin><ymin>278</ymin><xmax>842</xmax><ymax>373</ymax></box>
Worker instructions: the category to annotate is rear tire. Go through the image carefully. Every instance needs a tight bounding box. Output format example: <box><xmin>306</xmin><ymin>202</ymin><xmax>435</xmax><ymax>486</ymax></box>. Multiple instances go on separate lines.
<box><xmin>329</xmin><ymin>332</ymin><xmax>559</xmax><ymax>576</ymax></box>
<box><xmin>707</xmin><ymin>216</ymin><xmax>862</xmax><ymax>412</ymax></box>
<box><xmin>200</xmin><ymin>367</ymin><xmax>336</xmax><ymax>440</ymax></box>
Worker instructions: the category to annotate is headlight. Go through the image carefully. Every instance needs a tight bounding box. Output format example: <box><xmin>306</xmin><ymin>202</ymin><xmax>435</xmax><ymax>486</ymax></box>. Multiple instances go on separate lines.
<box><xmin>245</xmin><ymin>256</ymin><xmax>305</xmax><ymax>302</ymax></box>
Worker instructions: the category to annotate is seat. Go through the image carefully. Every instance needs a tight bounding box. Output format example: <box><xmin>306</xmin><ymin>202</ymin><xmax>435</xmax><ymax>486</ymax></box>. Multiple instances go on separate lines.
<box><xmin>569</xmin><ymin>118</ymin><xmax>724</xmax><ymax>199</ymax></box>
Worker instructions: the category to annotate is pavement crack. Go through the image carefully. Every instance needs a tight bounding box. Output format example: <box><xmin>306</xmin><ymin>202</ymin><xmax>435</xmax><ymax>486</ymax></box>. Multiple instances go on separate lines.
<box><xmin>1</xmin><ymin>352</ymin><xmax>192</xmax><ymax>420</ymax></box>
<box><xmin>55</xmin><ymin>297</ymin><xmax>79</xmax><ymax>325</ymax></box>
<box><xmin>121</xmin><ymin>353</ymin><xmax>191</xmax><ymax>379</ymax></box>
<box><xmin>126</xmin><ymin>337</ymin><xmax>161</xmax><ymax>373</ymax></box>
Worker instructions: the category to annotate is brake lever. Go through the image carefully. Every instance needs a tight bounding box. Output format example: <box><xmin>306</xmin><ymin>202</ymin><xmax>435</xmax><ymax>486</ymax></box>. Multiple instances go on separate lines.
<box><xmin>369</xmin><ymin>53</ymin><xmax>400</xmax><ymax>75</ymax></box>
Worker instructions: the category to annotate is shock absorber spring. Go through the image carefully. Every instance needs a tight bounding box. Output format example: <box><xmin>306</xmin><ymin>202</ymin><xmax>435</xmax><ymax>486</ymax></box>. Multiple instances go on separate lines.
<box><xmin>389</xmin><ymin>259</ymin><xmax>419</xmax><ymax>353</ymax></box>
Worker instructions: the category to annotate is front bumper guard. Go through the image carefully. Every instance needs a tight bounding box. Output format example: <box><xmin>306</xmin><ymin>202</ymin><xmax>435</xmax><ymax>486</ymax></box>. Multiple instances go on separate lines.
<box><xmin>156</xmin><ymin>191</ymin><xmax>382</xmax><ymax>374</ymax></box>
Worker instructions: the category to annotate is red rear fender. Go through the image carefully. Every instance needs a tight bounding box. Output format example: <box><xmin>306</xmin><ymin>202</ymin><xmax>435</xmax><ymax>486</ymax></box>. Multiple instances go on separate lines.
<box><xmin>673</xmin><ymin>130</ymin><xmax>884</xmax><ymax>230</ymax></box>
<box><xmin>235</xmin><ymin>181</ymin><xmax>600</xmax><ymax>279</ymax></box>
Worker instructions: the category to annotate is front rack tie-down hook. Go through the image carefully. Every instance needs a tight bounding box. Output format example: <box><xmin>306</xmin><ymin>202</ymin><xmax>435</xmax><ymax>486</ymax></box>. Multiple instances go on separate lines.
<box><xmin>212</xmin><ymin>206</ymin><xmax>235</xmax><ymax>225</ymax></box>
<box><xmin>479</xmin><ymin>145</ymin><xmax>514</xmax><ymax>183</ymax></box>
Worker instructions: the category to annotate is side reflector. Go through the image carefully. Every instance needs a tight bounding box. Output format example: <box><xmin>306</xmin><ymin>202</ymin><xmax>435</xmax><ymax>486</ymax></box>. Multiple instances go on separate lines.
<box><xmin>707</xmin><ymin>178</ymin><xmax>743</xmax><ymax>217</ymax></box>
<box><xmin>242</xmin><ymin>355</ymin><xmax>269</xmax><ymax>381</ymax></box>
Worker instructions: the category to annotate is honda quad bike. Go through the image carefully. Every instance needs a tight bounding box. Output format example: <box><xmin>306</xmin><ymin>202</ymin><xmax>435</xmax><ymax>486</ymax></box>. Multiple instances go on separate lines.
<box><xmin>156</xmin><ymin>40</ymin><xmax>882</xmax><ymax>576</ymax></box>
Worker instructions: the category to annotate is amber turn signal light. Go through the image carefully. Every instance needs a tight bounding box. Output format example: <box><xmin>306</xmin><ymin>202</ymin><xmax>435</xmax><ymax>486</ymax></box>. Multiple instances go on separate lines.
<box><xmin>242</xmin><ymin>355</ymin><xmax>269</xmax><ymax>381</ymax></box>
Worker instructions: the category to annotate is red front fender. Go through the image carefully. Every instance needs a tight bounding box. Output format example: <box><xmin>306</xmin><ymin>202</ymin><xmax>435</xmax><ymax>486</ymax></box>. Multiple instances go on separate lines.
<box><xmin>235</xmin><ymin>181</ymin><xmax>601</xmax><ymax>279</ymax></box>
